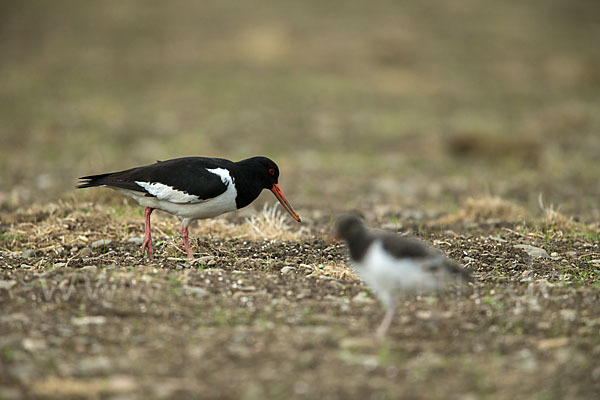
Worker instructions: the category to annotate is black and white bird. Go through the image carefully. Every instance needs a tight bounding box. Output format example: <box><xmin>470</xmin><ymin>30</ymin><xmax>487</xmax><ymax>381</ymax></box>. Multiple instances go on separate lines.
<box><xmin>78</xmin><ymin>156</ymin><xmax>301</xmax><ymax>259</ymax></box>
<box><xmin>335</xmin><ymin>214</ymin><xmax>470</xmax><ymax>338</ymax></box>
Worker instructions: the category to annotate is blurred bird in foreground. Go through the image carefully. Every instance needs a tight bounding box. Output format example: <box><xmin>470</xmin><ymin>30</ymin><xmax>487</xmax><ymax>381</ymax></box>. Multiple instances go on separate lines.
<box><xmin>335</xmin><ymin>214</ymin><xmax>471</xmax><ymax>338</ymax></box>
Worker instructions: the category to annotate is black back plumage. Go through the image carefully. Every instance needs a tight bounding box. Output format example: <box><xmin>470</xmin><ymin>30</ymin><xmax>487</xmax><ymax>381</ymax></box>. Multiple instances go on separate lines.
<box><xmin>379</xmin><ymin>234</ymin><xmax>433</xmax><ymax>260</ymax></box>
<box><xmin>335</xmin><ymin>215</ymin><xmax>431</xmax><ymax>262</ymax></box>
<box><xmin>77</xmin><ymin>156</ymin><xmax>283</xmax><ymax>208</ymax></box>
<box><xmin>78</xmin><ymin>157</ymin><xmax>231</xmax><ymax>201</ymax></box>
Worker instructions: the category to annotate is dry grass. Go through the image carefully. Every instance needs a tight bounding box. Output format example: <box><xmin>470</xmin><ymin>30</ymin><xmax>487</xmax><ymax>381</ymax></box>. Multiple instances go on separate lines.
<box><xmin>0</xmin><ymin>201</ymin><xmax>311</xmax><ymax>256</ymax></box>
<box><xmin>30</xmin><ymin>376</ymin><xmax>139</xmax><ymax>398</ymax></box>
<box><xmin>192</xmin><ymin>203</ymin><xmax>310</xmax><ymax>241</ymax></box>
<box><xmin>0</xmin><ymin>200</ymin><xmax>118</xmax><ymax>255</ymax></box>
<box><xmin>434</xmin><ymin>195</ymin><xmax>598</xmax><ymax>238</ymax></box>
<box><xmin>305</xmin><ymin>262</ymin><xmax>360</xmax><ymax>282</ymax></box>
<box><xmin>435</xmin><ymin>196</ymin><xmax>528</xmax><ymax>226</ymax></box>
<box><xmin>244</xmin><ymin>203</ymin><xmax>310</xmax><ymax>240</ymax></box>
<box><xmin>537</xmin><ymin>193</ymin><xmax>589</xmax><ymax>233</ymax></box>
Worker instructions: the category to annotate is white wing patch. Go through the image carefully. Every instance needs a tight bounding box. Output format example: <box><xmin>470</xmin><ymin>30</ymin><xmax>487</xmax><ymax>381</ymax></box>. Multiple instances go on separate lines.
<box><xmin>116</xmin><ymin>167</ymin><xmax>237</xmax><ymax>221</ymax></box>
<box><xmin>206</xmin><ymin>168</ymin><xmax>234</xmax><ymax>185</ymax></box>
<box><xmin>134</xmin><ymin>168</ymin><xmax>233</xmax><ymax>205</ymax></box>
<box><xmin>135</xmin><ymin>181</ymin><xmax>201</xmax><ymax>204</ymax></box>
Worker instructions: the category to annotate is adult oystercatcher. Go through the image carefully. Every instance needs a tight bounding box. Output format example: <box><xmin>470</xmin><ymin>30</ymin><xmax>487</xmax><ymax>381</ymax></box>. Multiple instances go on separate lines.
<box><xmin>334</xmin><ymin>214</ymin><xmax>470</xmax><ymax>338</ymax></box>
<box><xmin>78</xmin><ymin>156</ymin><xmax>301</xmax><ymax>259</ymax></box>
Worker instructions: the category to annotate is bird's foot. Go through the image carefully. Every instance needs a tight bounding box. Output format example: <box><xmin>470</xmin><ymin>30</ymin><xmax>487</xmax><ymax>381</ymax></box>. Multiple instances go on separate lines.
<box><xmin>141</xmin><ymin>236</ymin><xmax>153</xmax><ymax>259</ymax></box>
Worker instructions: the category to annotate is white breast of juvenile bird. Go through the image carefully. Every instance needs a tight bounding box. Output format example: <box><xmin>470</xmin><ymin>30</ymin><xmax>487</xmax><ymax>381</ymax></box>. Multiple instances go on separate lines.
<box><xmin>353</xmin><ymin>240</ymin><xmax>442</xmax><ymax>298</ymax></box>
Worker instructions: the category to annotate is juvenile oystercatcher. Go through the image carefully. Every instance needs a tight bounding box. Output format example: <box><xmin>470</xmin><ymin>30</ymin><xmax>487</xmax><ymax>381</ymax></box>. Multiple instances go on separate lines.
<box><xmin>335</xmin><ymin>214</ymin><xmax>470</xmax><ymax>338</ymax></box>
<box><xmin>78</xmin><ymin>156</ymin><xmax>301</xmax><ymax>259</ymax></box>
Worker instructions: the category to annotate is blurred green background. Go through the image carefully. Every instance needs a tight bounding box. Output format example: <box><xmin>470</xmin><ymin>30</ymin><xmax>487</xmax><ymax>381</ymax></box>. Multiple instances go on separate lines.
<box><xmin>1</xmin><ymin>0</ymin><xmax>599</xmax><ymax>219</ymax></box>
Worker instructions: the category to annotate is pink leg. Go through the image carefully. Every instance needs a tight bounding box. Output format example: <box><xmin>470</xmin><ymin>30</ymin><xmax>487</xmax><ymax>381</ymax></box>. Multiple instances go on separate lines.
<box><xmin>141</xmin><ymin>207</ymin><xmax>154</xmax><ymax>259</ymax></box>
<box><xmin>180</xmin><ymin>223</ymin><xmax>193</xmax><ymax>259</ymax></box>
<box><xmin>376</xmin><ymin>306</ymin><xmax>396</xmax><ymax>339</ymax></box>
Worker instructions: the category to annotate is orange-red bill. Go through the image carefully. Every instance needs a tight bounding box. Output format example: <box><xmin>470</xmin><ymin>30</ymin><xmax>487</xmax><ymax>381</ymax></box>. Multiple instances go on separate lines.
<box><xmin>270</xmin><ymin>184</ymin><xmax>301</xmax><ymax>222</ymax></box>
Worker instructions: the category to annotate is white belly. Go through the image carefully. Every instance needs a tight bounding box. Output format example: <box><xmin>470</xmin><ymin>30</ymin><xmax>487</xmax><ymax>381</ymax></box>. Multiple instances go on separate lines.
<box><xmin>114</xmin><ymin>186</ymin><xmax>238</xmax><ymax>223</ymax></box>
<box><xmin>354</xmin><ymin>241</ymin><xmax>440</xmax><ymax>301</ymax></box>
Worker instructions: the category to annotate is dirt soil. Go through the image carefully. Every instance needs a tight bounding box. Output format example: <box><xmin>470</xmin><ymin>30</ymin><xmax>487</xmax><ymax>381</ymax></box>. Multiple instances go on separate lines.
<box><xmin>1</xmin><ymin>201</ymin><xmax>599</xmax><ymax>399</ymax></box>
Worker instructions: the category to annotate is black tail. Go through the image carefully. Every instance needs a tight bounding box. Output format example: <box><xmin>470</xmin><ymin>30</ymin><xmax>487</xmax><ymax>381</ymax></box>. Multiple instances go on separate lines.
<box><xmin>77</xmin><ymin>172</ymin><xmax>145</xmax><ymax>192</ymax></box>
<box><xmin>77</xmin><ymin>173</ymin><xmax>113</xmax><ymax>189</ymax></box>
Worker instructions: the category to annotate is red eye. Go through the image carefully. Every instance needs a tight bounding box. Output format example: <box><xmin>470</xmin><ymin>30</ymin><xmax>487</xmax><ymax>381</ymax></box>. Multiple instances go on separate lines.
<box><xmin>268</xmin><ymin>168</ymin><xmax>276</xmax><ymax>175</ymax></box>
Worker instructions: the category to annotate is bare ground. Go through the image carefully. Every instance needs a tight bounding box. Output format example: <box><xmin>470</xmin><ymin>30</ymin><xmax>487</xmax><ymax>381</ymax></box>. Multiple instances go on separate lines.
<box><xmin>1</xmin><ymin>200</ymin><xmax>599</xmax><ymax>399</ymax></box>
<box><xmin>1</xmin><ymin>1</ymin><xmax>600</xmax><ymax>398</ymax></box>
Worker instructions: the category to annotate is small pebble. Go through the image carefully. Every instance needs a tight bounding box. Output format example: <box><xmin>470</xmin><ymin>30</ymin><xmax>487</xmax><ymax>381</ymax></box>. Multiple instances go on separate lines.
<box><xmin>22</xmin><ymin>338</ymin><xmax>46</xmax><ymax>352</ymax></box>
<box><xmin>91</xmin><ymin>239</ymin><xmax>112</xmax><ymax>249</ymax></box>
<box><xmin>71</xmin><ymin>316</ymin><xmax>107</xmax><ymax>326</ymax></box>
<box><xmin>127</xmin><ymin>237</ymin><xmax>143</xmax><ymax>245</ymax></box>
<box><xmin>183</xmin><ymin>286</ymin><xmax>209</xmax><ymax>296</ymax></box>
<box><xmin>197</xmin><ymin>255</ymin><xmax>215</xmax><ymax>264</ymax></box>
<box><xmin>281</xmin><ymin>266</ymin><xmax>297</xmax><ymax>275</ymax></box>
<box><xmin>514</xmin><ymin>244</ymin><xmax>551</xmax><ymax>258</ymax></box>
<box><xmin>81</xmin><ymin>265</ymin><xmax>97</xmax><ymax>272</ymax></box>
<box><xmin>416</xmin><ymin>310</ymin><xmax>432</xmax><ymax>320</ymax></box>
<box><xmin>79</xmin><ymin>247</ymin><xmax>93</xmax><ymax>257</ymax></box>
<box><xmin>22</xmin><ymin>249</ymin><xmax>35</xmax><ymax>258</ymax></box>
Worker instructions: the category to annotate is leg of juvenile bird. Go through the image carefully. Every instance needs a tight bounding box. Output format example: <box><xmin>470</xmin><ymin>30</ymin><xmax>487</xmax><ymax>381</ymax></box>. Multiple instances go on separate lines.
<box><xmin>141</xmin><ymin>207</ymin><xmax>154</xmax><ymax>259</ymax></box>
<box><xmin>180</xmin><ymin>223</ymin><xmax>193</xmax><ymax>259</ymax></box>
<box><xmin>429</xmin><ymin>294</ymin><xmax>442</xmax><ymax>333</ymax></box>
<box><xmin>376</xmin><ymin>305</ymin><xmax>396</xmax><ymax>339</ymax></box>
